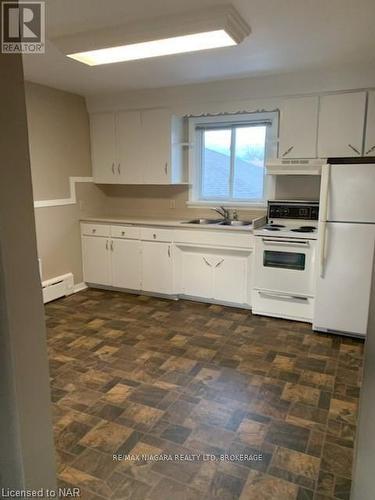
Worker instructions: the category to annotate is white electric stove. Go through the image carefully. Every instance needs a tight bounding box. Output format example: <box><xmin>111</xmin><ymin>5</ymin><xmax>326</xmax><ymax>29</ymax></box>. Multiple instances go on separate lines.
<box><xmin>252</xmin><ymin>201</ymin><xmax>319</xmax><ymax>323</ymax></box>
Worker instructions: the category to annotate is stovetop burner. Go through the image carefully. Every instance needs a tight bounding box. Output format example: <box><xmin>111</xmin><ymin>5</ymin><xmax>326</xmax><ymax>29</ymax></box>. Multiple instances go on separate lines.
<box><xmin>264</xmin><ymin>224</ymin><xmax>285</xmax><ymax>231</ymax></box>
<box><xmin>291</xmin><ymin>226</ymin><xmax>316</xmax><ymax>233</ymax></box>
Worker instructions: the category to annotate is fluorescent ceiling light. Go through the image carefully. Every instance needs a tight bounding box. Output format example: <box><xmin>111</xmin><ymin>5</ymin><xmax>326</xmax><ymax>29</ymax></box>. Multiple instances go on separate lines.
<box><xmin>67</xmin><ymin>30</ymin><xmax>236</xmax><ymax>66</ymax></box>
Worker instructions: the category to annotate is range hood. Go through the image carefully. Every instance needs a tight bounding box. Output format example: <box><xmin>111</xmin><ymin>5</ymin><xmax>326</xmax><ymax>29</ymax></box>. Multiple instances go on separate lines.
<box><xmin>266</xmin><ymin>159</ymin><xmax>327</xmax><ymax>175</ymax></box>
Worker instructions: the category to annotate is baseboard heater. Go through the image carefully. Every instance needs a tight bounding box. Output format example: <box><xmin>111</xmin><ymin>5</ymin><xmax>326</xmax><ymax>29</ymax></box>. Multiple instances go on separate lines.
<box><xmin>42</xmin><ymin>273</ymin><xmax>74</xmax><ymax>304</ymax></box>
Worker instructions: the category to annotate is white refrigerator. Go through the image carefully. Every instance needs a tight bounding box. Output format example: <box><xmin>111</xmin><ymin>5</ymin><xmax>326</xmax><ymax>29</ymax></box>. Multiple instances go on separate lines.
<box><xmin>313</xmin><ymin>159</ymin><xmax>375</xmax><ymax>337</ymax></box>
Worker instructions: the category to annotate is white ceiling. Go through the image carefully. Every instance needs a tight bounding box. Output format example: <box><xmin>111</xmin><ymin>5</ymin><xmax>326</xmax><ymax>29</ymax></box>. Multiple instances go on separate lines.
<box><xmin>23</xmin><ymin>0</ymin><xmax>375</xmax><ymax>96</ymax></box>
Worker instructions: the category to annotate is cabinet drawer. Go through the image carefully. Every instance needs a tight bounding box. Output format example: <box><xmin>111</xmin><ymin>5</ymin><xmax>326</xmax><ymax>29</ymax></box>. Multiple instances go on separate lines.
<box><xmin>111</xmin><ymin>225</ymin><xmax>141</xmax><ymax>239</ymax></box>
<box><xmin>251</xmin><ymin>289</ymin><xmax>314</xmax><ymax>323</ymax></box>
<box><xmin>81</xmin><ymin>223</ymin><xmax>110</xmax><ymax>237</ymax></box>
<box><xmin>140</xmin><ymin>227</ymin><xmax>174</xmax><ymax>242</ymax></box>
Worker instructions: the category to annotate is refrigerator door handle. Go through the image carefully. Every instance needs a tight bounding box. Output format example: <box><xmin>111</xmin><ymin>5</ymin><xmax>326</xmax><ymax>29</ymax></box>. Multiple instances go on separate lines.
<box><xmin>319</xmin><ymin>163</ymin><xmax>330</xmax><ymax>278</ymax></box>
<box><xmin>319</xmin><ymin>163</ymin><xmax>330</xmax><ymax>223</ymax></box>
<box><xmin>319</xmin><ymin>222</ymin><xmax>327</xmax><ymax>277</ymax></box>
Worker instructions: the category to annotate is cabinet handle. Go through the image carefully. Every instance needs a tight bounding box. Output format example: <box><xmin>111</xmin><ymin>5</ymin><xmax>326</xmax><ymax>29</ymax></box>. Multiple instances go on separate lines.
<box><xmin>168</xmin><ymin>245</ymin><xmax>171</xmax><ymax>257</ymax></box>
<box><xmin>348</xmin><ymin>144</ymin><xmax>361</xmax><ymax>155</ymax></box>
<box><xmin>92</xmin><ymin>228</ymin><xmax>96</xmax><ymax>233</ymax></box>
<box><xmin>215</xmin><ymin>259</ymin><xmax>224</xmax><ymax>268</ymax></box>
<box><xmin>112</xmin><ymin>162</ymin><xmax>115</xmax><ymax>174</ymax></box>
<box><xmin>365</xmin><ymin>145</ymin><xmax>375</xmax><ymax>155</ymax></box>
<box><xmin>121</xmin><ymin>231</ymin><xmax>125</xmax><ymax>236</ymax></box>
<box><xmin>153</xmin><ymin>233</ymin><xmax>157</xmax><ymax>239</ymax></box>
<box><xmin>118</xmin><ymin>163</ymin><xmax>121</xmax><ymax>175</ymax></box>
<box><xmin>203</xmin><ymin>257</ymin><xmax>211</xmax><ymax>267</ymax></box>
<box><xmin>106</xmin><ymin>240</ymin><xmax>108</xmax><ymax>250</ymax></box>
<box><xmin>110</xmin><ymin>240</ymin><xmax>114</xmax><ymax>251</ymax></box>
<box><xmin>164</xmin><ymin>162</ymin><xmax>168</xmax><ymax>175</ymax></box>
<box><xmin>281</xmin><ymin>145</ymin><xmax>294</xmax><ymax>157</ymax></box>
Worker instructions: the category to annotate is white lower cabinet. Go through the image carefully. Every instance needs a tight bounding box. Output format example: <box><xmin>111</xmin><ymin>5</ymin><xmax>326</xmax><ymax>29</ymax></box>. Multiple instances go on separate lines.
<box><xmin>111</xmin><ymin>239</ymin><xmax>142</xmax><ymax>290</ymax></box>
<box><xmin>177</xmin><ymin>246</ymin><xmax>252</xmax><ymax>306</ymax></box>
<box><xmin>180</xmin><ymin>251</ymin><xmax>214</xmax><ymax>299</ymax></box>
<box><xmin>82</xmin><ymin>235</ymin><xmax>111</xmax><ymax>286</ymax></box>
<box><xmin>141</xmin><ymin>241</ymin><xmax>174</xmax><ymax>294</ymax></box>
<box><xmin>81</xmin><ymin>224</ymin><xmax>253</xmax><ymax>307</ymax></box>
<box><xmin>213</xmin><ymin>255</ymin><xmax>248</xmax><ymax>304</ymax></box>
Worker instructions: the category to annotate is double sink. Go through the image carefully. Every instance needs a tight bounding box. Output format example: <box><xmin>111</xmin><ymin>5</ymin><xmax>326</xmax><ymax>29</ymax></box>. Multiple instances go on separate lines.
<box><xmin>183</xmin><ymin>218</ymin><xmax>252</xmax><ymax>226</ymax></box>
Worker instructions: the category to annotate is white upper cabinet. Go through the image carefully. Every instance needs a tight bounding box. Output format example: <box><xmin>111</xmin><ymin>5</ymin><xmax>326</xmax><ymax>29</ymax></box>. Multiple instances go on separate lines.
<box><xmin>317</xmin><ymin>92</ymin><xmax>367</xmax><ymax>158</ymax></box>
<box><xmin>364</xmin><ymin>91</ymin><xmax>375</xmax><ymax>157</ymax></box>
<box><xmin>90</xmin><ymin>113</ymin><xmax>117</xmax><ymax>183</ymax></box>
<box><xmin>90</xmin><ymin>109</ymin><xmax>184</xmax><ymax>185</ymax></box>
<box><xmin>117</xmin><ymin>111</ymin><xmax>144</xmax><ymax>183</ymax></box>
<box><xmin>279</xmin><ymin>97</ymin><xmax>319</xmax><ymax>158</ymax></box>
<box><xmin>141</xmin><ymin>109</ymin><xmax>171</xmax><ymax>184</ymax></box>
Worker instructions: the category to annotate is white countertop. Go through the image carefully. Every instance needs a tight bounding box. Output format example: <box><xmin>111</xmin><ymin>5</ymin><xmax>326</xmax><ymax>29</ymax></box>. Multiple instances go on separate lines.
<box><xmin>80</xmin><ymin>215</ymin><xmax>266</xmax><ymax>232</ymax></box>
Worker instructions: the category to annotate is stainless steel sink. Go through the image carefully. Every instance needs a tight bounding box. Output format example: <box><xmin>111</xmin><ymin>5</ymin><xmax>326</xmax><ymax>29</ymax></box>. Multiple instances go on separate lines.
<box><xmin>183</xmin><ymin>218</ymin><xmax>252</xmax><ymax>226</ymax></box>
<box><xmin>218</xmin><ymin>220</ymin><xmax>252</xmax><ymax>226</ymax></box>
<box><xmin>184</xmin><ymin>218</ymin><xmax>222</xmax><ymax>225</ymax></box>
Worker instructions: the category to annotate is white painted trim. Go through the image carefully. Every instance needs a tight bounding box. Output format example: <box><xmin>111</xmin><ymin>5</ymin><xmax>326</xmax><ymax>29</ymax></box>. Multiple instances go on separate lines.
<box><xmin>73</xmin><ymin>282</ymin><xmax>88</xmax><ymax>293</ymax></box>
<box><xmin>34</xmin><ymin>176</ymin><xmax>93</xmax><ymax>208</ymax></box>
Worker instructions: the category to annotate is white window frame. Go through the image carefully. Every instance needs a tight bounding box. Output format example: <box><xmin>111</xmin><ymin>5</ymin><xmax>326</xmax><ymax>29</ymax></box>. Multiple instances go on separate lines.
<box><xmin>187</xmin><ymin>112</ymin><xmax>278</xmax><ymax>208</ymax></box>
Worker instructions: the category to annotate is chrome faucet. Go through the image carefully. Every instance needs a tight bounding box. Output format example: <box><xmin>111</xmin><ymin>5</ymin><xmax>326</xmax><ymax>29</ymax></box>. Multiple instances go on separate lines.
<box><xmin>212</xmin><ymin>206</ymin><xmax>231</xmax><ymax>220</ymax></box>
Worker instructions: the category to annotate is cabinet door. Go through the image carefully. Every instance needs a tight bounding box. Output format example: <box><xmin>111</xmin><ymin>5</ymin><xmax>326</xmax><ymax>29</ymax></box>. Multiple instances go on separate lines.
<box><xmin>141</xmin><ymin>109</ymin><xmax>171</xmax><ymax>184</ymax></box>
<box><xmin>82</xmin><ymin>236</ymin><xmax>111</xmax><ymax>285</ymax></box>
<box><xmin>279</xmin><ymin>97</ymin><xmax>318</xmax><ymax>158</ymax></box>
<box><xmin>90</xmin><ymin>113</ymin><xmax>117</xmax><ymax>183</ymax></box>
<box><xmin>180</xmin><ymin>251</ymin><xmax>214</xmax><ymax>299</ymax></box>
<box><xmin>111</xmin><ymin>239</ymin><xmax>141</xmax><ymax>290</ymax></box>
<box><xmin>213</xmin><ymin>255</ymin><xmax>248</xmax><ymax>304</ymax></box>
<box><xmin>317</xmin><ymin>92</ymin><xmax>366</xmax><ymax>158</ymax></box>
<box><xmin>141</xmin><ymin>241</ymin><xmax>173</xmax><ymax>294</ymax></box>
<box><xmin>117</xmin><ymin>111</ymin><xmax>143</xmax><ymax>183</ymax></box>
<box><xmin>364</xmin><ymin>91</ymin><xmax>375</xmax><ymax>157</ymax></box>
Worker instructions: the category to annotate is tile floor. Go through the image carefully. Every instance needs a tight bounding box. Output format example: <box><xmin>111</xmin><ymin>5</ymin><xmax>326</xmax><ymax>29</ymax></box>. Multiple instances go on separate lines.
<box><xmin>47</xmin><ymin>289</ymin><xmax>364</xmax><ymax>500</ymax></box>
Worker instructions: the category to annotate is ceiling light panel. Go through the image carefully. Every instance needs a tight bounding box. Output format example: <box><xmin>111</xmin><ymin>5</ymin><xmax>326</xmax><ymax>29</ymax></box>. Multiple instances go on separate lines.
<box><xmin>68</xmin><ymin>30</ymin><xmax>236</xmax><ymax>66</ymax></box>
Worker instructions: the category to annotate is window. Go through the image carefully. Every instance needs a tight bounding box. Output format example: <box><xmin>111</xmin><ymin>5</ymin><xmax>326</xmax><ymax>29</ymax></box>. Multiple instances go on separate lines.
<box><xmin>188</xmin><ymin>112</ymin><xmax>277</xmax><ymax>206</ymax></box>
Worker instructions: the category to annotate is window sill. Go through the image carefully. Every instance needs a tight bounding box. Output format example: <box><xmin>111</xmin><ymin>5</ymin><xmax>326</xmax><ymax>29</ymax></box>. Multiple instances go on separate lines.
<box><xmin>186</xmin><ymin>200</ymin><xmax>267</xmax><ymax>210</ymax></box>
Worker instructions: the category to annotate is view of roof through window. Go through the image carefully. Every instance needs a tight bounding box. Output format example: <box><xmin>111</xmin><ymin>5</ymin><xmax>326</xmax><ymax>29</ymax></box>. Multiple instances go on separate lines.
<box><xmin>200</xmin><ymin>125</ymin><xmax>266</xmax><ymax>201</ymax></box>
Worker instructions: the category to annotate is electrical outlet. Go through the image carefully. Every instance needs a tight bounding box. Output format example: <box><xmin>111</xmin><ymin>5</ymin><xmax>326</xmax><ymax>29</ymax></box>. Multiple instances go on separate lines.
<box><xmin>169</xmin><ymin>199</ymin><xmax>176</xmax><ymax>209</ymax></box>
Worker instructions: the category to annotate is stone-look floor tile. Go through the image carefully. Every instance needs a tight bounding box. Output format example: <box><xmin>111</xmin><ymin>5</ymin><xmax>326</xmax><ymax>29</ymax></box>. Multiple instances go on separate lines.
<box><xmin>79</xmin><ymin>421</ymin><xmax>133</xmax><ymax>454</ymax></box>
<box><xmin>46</xmin><ymin>290</ymin><xmax>363</xmax><ymax>498</ymax></box>
<box><xmin>329</xmin><ymin>398</ymin><xmax>358</xmax><ymax>425</ymax></box>
<box><xmin>58</xmin><ymin>465</ymin><xmax>113</xmax><ymax>498</ymax></box>
<box><xmin>184</xmin><ymin>399</ymin><xmax>233</xmax><ymax>429</ymax></box>
<box><xmin>72</xmin><ymin>448</ymin><xmax>117</xmax><ymax>480</ymax></box>
<box><xmin>299</xmin><ymin>371</ymin><xmax>335</xmax><ymax>391</ymax></box>
<box><xmin>150</xmin><ymin>477</ymin><xmax>201</xmax><ymax>500</ymax></box>
<box><xmin>240</xmin><ymin>470</ymin><xmax>299</xmax><ymax>500</ymax></box>
<box><xmin>281</xmin><ymin>383</ymin><xmax>321</xmax><ymax>407</ymax></box>
<box><xmin>102</xmin><ymin>383</ymin><xmax>134</xmax><ymax>405</ymax></box>
<box><xmin>128</xmin><ymin>384</ymin><xmax>169</xmax><ymax>408</ymax></box>
<box><xmin>111</xmin><ymin>475</ymin><xmax>150</xmax><ymax>500</ymax></box>
<box><xmin>271</xmin><ymin>447</ymin><xmax>320</xmax><ymax>481</ymax></box>
<box><xmin>117</xmin><ymin>401</ymin><xmax>164</xmax><ymax>432</ymax></box>
<box><xmin>321</xmin><ymin>442</ymin><xmax>353</xmax><ymax>478</ymax></box>
<box><xmin>334</xmin><ymin>475</ymin><xmax>352</xmax><ymax>500</ymax></box>
<box><xmin>186</xmin><ymin>423</ymin><xmax>236</xmax><ymax>450</ymax></box>
<box><xmin>265</xmin><ymin>420</ymin><xmax>310</xmax><ymax>453</ymax></box>
<box><xmin>286</xmin><ymin>403</ymin><xmax>328</xmax><ymax>430</ymax></box>
<box><xmin>236</xmin><ymin>418</ymin><xmax>268</xmax><ymax>447</ymax></box>
<box><xmin>209</xmin><ymin>471</ymin><xmax>245</xmax><ymax>499</ymax></box>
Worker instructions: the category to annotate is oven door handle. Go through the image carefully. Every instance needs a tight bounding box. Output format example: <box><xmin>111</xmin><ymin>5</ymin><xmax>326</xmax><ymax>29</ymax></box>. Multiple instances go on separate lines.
<box><xmin>259</xmin><ymin>291</ymin><xmax>309</xmax><ymax>302</ymax></box>
<box><xmin>261</xmin><ymin>238</ymin><xmax>310</xmax><ymax>248</ymax></box>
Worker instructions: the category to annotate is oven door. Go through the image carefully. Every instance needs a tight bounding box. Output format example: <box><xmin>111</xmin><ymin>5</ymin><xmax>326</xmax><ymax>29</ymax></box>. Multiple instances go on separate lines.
<box><xmin>254</xmin><ymin>236</ymin><xmax>316</xmax><ymax>296</ymax></box>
